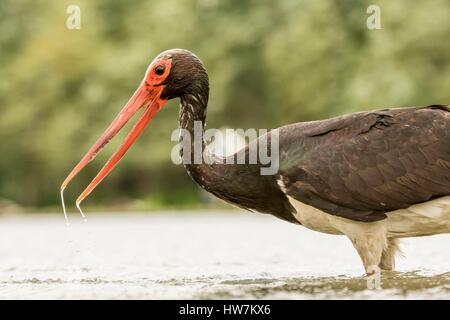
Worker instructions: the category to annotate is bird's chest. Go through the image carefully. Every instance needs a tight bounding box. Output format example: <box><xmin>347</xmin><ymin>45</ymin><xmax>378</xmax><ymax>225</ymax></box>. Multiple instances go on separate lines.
<box><xmin>286</xmin><ymin>196</ymin><xmax>345</xmax><ymax>235</ymax></box>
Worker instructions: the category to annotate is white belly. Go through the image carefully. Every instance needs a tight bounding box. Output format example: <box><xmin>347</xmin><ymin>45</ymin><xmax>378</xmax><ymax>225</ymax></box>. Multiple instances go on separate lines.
<box><xmin>287</xmin><ymin>195</ymin><xmax>450</xmax><ymax>238</ymax></box>
<box><xmin>386</xmin><ymin>196</ymin><xmax>450</xmax><ymax>237</ymax></box>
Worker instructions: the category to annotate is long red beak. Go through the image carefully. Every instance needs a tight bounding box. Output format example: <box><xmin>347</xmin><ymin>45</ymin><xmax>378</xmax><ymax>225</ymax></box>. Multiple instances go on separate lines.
<box><xmin>60</xmin><ymin>81</ymin><xmax>167</xmax><ymax>222</ymax></box>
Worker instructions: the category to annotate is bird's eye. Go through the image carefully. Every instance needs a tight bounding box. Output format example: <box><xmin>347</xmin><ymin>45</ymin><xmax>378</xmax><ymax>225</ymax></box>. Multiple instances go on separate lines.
<box><xmin>155</xmin><ymin>65</ymin><xmax>165</xmax><ymax>75</ymax></box>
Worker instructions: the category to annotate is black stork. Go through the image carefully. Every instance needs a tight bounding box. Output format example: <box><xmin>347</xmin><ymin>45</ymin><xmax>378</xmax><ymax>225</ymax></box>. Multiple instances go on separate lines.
<box><xmin>61</xmin><ymin>49</ymin><xmax>450</xmax><ymax>275</ymax></box>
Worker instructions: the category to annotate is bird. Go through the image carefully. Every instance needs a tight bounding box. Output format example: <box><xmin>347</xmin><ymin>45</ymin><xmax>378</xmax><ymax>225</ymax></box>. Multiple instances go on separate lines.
<box><xmin>61</xmin><ymin>49</ymin><xmax>450</xmax><ymax>275</ymax></box>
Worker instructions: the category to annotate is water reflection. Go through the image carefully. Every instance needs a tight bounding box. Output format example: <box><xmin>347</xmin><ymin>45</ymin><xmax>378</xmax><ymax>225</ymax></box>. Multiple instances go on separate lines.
<box><xmin>0</xmin><ymin>213</ymin><xmax>448</xmax><ymax>299</ymax></box>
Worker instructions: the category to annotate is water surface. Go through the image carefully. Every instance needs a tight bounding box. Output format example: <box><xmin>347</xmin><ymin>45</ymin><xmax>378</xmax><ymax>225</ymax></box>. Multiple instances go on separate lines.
<box><xmin>0</xmin><ymin>212</ymin><xmax>448</xmax><ymax>299</ymax></box>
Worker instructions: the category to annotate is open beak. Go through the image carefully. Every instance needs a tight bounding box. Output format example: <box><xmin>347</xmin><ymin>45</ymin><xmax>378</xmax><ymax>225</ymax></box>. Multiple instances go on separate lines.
<box><xmin>60</xmin><ymin>81</ymin><xmax>167</xmax><ymax>222</ymax></box>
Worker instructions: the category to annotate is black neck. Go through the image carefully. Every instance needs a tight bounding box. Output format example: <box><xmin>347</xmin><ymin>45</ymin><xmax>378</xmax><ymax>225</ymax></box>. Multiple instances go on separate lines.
<box><xmin>179</xmin><ymin>93</ymin><xmax>207</xmax><ymax>136</ymax></box>
<box><xmin>177</xmin><ymin>90</ymin><xmax>296</xmax><ymax>223</ymax></box>
<box><xmin>178</xmin><ymin>93</ymin><xmax>220</xmax><ymax>189</ymax></box>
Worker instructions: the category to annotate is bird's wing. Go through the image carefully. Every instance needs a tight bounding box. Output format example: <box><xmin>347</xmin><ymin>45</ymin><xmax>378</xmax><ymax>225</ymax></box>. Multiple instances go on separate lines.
<box><xmin>278</xmin><ymin>105</ymin><xmax>450</xmax><ymax>222</ymax></box>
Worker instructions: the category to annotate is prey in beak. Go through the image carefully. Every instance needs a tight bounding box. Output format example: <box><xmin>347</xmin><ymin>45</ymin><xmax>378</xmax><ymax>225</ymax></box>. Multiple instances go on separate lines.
<box><xmin>60</xmin><ymin>58</ymin><xmax>172</xmax><ymax>224</ymax></box>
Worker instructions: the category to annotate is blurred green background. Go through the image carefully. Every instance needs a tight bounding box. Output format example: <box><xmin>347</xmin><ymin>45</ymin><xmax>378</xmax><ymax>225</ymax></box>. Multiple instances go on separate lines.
<box><xmin>0</xmin><ymin>0</ymin><xmax>448</xmax><ymax>213</ymax></box>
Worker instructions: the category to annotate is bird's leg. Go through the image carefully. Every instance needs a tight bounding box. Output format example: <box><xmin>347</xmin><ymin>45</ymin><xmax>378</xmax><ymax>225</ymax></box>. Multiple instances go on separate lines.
<box><xmin>345</xmin><ymin>221</ymin><xmax>388</xmax><ymax>275</ymax></box>
<box><xmin>379</xmin><ymin>238</ymin><xmax>400</xmax><ymax>271</ymax></box>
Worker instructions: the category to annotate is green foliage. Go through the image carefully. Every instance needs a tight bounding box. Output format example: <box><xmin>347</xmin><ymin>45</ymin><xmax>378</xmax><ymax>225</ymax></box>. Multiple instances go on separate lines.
<box><xmin>0</xmin><ymin>0</ymin><xmax>449</xmax><ymax>211</ymax></box>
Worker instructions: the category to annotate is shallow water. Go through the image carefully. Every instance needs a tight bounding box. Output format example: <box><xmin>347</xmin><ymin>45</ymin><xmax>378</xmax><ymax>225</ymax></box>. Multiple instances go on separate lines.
<box><xmin>0</xmin><ymin>212</ymin><xmax>448</xmax><ymax>299</ymax></box>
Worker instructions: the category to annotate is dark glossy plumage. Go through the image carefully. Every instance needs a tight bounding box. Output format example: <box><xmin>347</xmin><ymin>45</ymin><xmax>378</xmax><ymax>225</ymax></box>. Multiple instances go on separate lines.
<box><xmin>278</xmin><ymin>105</ymin><xmax>450</xmax><ymax>222</ymax></box>
<box><xmin>196</xmin><ymin>105</ymin><xmax>450</xmax><ymax>224</ymax></box>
